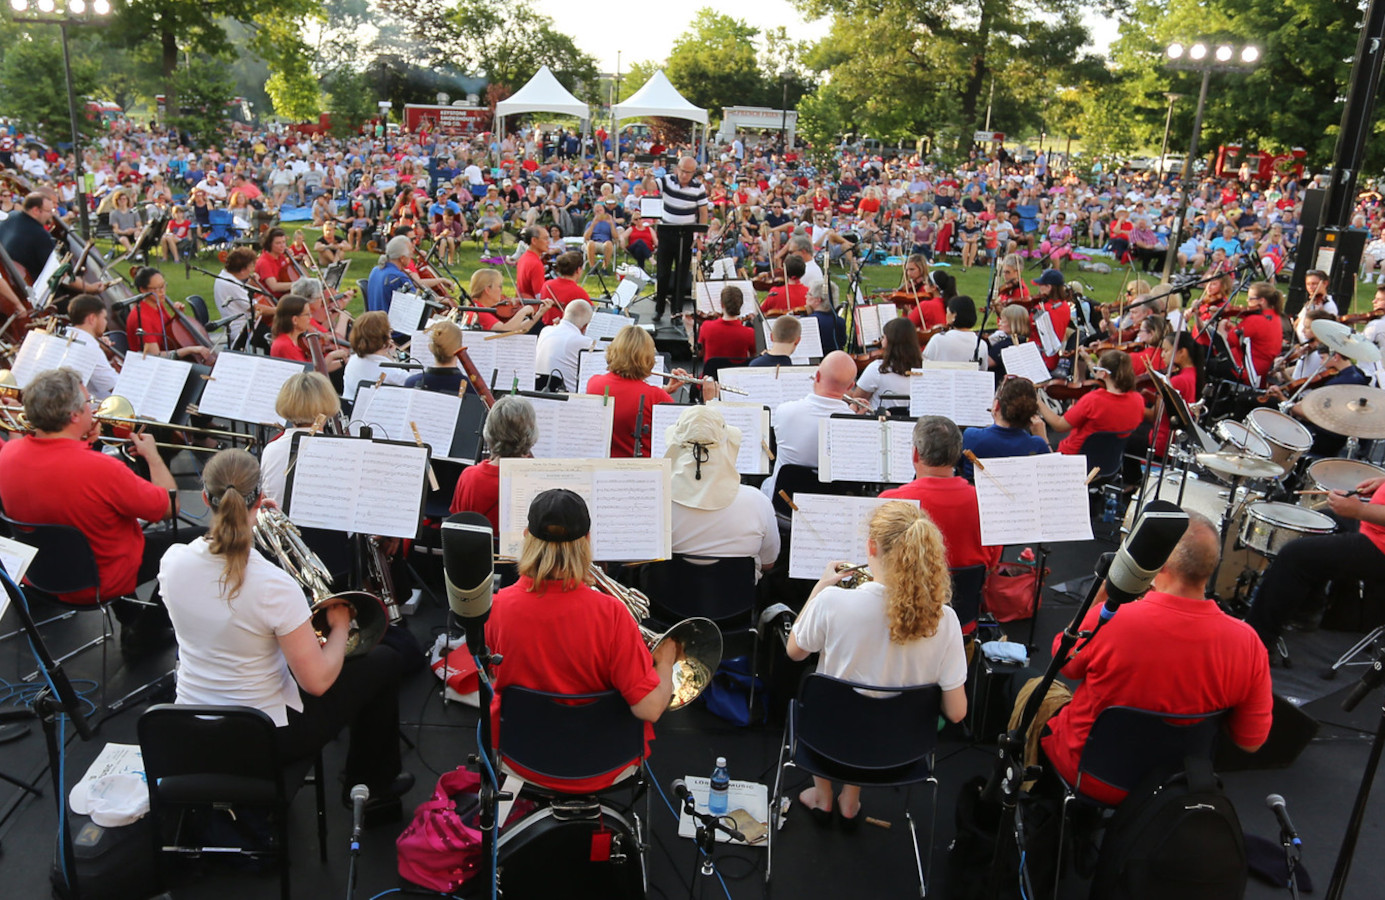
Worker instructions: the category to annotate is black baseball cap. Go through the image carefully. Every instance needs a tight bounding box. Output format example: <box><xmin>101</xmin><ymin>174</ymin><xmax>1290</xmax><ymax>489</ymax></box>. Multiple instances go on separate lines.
<box><xmin>527</xmin><ymin>489</ymin><xmax>591</xmax><ymax>543</ymax></box>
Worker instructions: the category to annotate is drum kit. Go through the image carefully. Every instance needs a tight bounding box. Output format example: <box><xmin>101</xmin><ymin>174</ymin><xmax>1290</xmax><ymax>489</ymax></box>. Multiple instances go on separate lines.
<box><xmin>1131</xmin><ymin>322</ymin><xmax>1385</xmax><ymax>609</ymax></box>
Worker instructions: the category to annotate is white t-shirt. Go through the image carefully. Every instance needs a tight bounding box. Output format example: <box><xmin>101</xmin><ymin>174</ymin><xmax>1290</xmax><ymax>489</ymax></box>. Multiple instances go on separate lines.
<box><xmin>259</xmin><ymin>426</ymin><xmax>310</xmax><ymax>505</ymax></box>
<box><xmin>160</xmin><ymin>539</ymin><xmax>309</xmax><ymax>727</ymax></box>
<box><xmin>922</xmin><ymin>329</ymin><xmax>988</xmax><ymax>369</ymax></box>
<box><xmin>801</xmin><ymin>258</ymin><xmax>825</xmax><ymax>292</ymax></box>
<box><xmin>213</xmin><ymin>268</ymin><xmax>252</xmax><ymax>345</ymax></box>
<box><xmin>343</xmin><ymin>351</ymin><xmax>408</xmax><ymax>404</ymax></box>
<box><xmin>763</xmin><ymin>392</ymin><xmax>850</xmax><ymax>498</ymax></box>
<box><xmin>671</xmin><ymin>486</ymin><xmax>780</xmax><ymax>572</ymax></box>
<box><xmin>856</xmin><ymin>360</ymin><xmax>911</xmax><ymax>409</ymax></box>
<box><xmin>534</xmin><ymin>319</ymin><xmax>589</xmax><ymax>391</ymax></box>
<box><xmin>792</xmin><ymin>581</ymin><xmax>967</xmax><ymax>691</ymax></box>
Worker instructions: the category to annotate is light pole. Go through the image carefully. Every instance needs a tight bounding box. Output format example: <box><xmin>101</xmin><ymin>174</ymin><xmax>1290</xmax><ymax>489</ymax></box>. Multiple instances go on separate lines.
<box><xmin>780</xmin><ymin>70</ymin><xmax>790</xmax><ymax>152</ymax></box>
<box><xmin>1156</xmin><ymin>92</ymin><xmax>1182</xmax><ymax>181</ymax></box>
<box><xmin>1160</xmin><ymin>42</ymin><xmax>1260</xmax><ymax>284</ymax></box>
<box><xmin>9</xmin><ymin>0</ymin><xmax>113</xmax><ymax>240</ymax></box>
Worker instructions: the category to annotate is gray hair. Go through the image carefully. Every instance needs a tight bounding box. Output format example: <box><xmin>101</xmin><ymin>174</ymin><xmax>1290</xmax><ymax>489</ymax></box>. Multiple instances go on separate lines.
<box><xmin>288</xmin><ymin>277</ymin><xmax>324</xmax><ymax>302</ymax></box>
<box><xmin>484</xmin><ymin>395</ymin><xmax>538</xmax><ymax>459</ymax></box>
<box><xmin>911</xmin><ymin>415</ymin><xmax>962</xmax><ymax>468</ymax></box>
<box><xmin>24</xmin><ymin>368</ymin><xmax>85</xmax><ymax>433</ymax></box>
<box><xmin>807</xmin><ymin>279</ymin><xmax>837</xmax><ymax>308</ymax></box>
<box><xmin>786</xmin><ymin>234</ymin><xmax>812</xmax><ymax>254</ymax></box>
<box><xmin>385</xmin><ymin>235</ymin><xmax>413</xmax><ymax>260</ymax></box>
<box><xmin>564</xmin><ymin>298</ymin><xmax>594</xmax><ymax>328</ymax></box>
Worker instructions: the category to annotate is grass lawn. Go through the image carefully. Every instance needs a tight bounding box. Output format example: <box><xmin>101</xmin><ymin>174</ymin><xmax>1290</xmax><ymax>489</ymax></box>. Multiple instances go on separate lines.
<box><xmin>118</xmin><ymin>228</ymin><xmax>1379</xmax><ymax>327</ymax></box>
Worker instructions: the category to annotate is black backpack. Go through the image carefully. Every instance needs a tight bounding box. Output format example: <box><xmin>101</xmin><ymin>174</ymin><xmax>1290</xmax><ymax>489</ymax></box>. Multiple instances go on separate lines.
<box><xmin>1090</xmin><ymin>756</ymin><xmax>1247</xmax><ymax>900</ymax></box>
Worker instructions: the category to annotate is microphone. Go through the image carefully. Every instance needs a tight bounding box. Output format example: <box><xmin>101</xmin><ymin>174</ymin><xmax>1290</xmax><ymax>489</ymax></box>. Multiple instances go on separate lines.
<box><xmin>380</xmin><ymin>361</ymin><xmax>425</xmax><ymax>370</ymax></box>
<box><xmin>1266</xmin><ymin>793</ymin><xmax>1301</xmax><ymax>847</ymax></box>
<box><xmin>350</xmin><ymin>783</ymin><xmax>370</xmax><ymax>844</ymax></box>
<box><xmin>1099</xmin><ymin>500</ymin><xmax>1189</xmax><ymax>620</ymax></box>
<box><xmin>206</xmin><ymin>311</ymin><xmax>247</xmax><ymax>331</ymax></box>
<box><xmin>442</xmin><ymin>512</ymin><xmax>495</xmax><ymax>656</ymax></box>
<box><xmin>111</xmin><ymin>290</ymin><xmax>152</xmax><ymax>309</ymax></box>
<box><xmin>672</xmin><ymin>778</ymin><xmax>691</xmax><ymax>804</ymax></box>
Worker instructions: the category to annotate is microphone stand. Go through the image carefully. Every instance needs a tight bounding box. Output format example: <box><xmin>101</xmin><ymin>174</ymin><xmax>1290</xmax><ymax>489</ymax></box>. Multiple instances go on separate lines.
<box><xmin>672</xmin><ymin>787</ymin><xmax>744</xmax><ymax>900</ymax></box>
<box><xmin>1324</xmin><ymin>648</ymin><xmax>1385</xmax><ymax>900</ymax></box>
<box><xmin>971</xmin><ymin>254</ymin><xmax>1000</xmax><ymax>365</ymax></box>
<box><xmin>470</xmin><ymin>631</ymin><xmax>510</xmax><ymax>900</ymax></box>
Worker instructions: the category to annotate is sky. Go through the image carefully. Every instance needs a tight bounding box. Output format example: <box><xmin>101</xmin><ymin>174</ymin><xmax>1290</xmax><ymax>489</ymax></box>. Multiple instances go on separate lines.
<box><xmin>531</xmin><ymin>0</ymin><xmax>1121</xmax><ymax>75</ymax></box>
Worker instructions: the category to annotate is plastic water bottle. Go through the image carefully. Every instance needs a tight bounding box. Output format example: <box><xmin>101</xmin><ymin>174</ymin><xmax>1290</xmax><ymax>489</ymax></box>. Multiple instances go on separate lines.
<box><xmin>1102</xmin><ymin>489</ymin><xmax>1118</xmax><ymax>524</ymax></box>
<box><xmin>708</xmin><ymin>757</ymin><xmax>729</xmax><ymax>815</ymax></box>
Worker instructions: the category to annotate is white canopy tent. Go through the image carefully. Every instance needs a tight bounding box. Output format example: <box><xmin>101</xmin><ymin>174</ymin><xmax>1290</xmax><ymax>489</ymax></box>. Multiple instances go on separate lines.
<box><xmin>611</xmin><ymin>70</ymin><xmax>709</xmax><ymax>168</ymax></box>
<box><xmin>493</xmin><ymin>65</ymin><xmax>590</xmax><ymax>150</ymax></box>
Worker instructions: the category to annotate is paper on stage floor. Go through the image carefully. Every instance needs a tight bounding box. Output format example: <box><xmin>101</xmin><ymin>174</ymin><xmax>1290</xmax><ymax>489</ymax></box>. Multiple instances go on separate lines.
<box><xmin>974</xmin><ymin>454</ymin><xmax>1093</xmax><ymax>545</ymax></box>
<box><xmin>676</xmin><ymin>776</ymin><xmax>769</xmax><ymax>846</ymax></box>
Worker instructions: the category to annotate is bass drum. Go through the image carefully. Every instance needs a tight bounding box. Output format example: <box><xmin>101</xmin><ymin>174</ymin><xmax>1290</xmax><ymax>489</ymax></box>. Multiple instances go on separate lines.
<box><xmin>492</xmin><ymin>801</ymin><xmax>646</xmax><ymax>899</ymax></box>
<box><xmin>1123</xmin><ymin>470</ymin><xmax>1262</xmax><ymax>601</ymax></box>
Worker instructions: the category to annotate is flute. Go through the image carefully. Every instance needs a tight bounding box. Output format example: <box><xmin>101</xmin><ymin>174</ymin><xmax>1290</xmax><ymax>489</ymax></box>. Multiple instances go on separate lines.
<box><xmin>650</xmin><ymin>370</ymin><xmax>749</xmax><ymax>395</ymax></box>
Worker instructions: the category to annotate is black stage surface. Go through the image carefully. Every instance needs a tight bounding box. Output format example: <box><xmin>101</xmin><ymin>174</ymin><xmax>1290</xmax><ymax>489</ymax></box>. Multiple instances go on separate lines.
<box><xmin>1</xmin><ymin>472</ymin><xmax>1384</xmax><ymax>899</ymax></box>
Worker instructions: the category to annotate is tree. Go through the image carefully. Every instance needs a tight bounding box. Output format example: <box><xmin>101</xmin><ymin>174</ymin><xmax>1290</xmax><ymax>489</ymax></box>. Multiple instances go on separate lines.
<box><xmin>617</xmin><ymin>61</ymin><xmax>661</xmax><ymax>103</ymax></box>
<box><xmin>0</xmin><ymin>32</ymin><xmax>101</xmax><ymax>145</ymax></box>
<box><xmin>323</xmin><ymin>66</ymin><xmax>376</xmax><ymax>136</ymax></box>
<box><xmin>665</xmin><ymin>10</ymin><xmax>765</xmax><ymax>114</ymax></box>
<box><xmin>167</xmin><ymin>56</ymin><xmax>235</xmax><ymax>146</ymax></box>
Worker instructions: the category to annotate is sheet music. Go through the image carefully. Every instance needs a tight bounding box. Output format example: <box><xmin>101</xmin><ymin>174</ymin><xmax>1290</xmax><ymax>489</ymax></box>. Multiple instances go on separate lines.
<box><xmin>716</xmin><ymin>366</ymin><xmax>816</xmax><ymax>414</ymax></box>
<box><xmin>460</xmin><ymin>330</ymin><xmax>537</xmax><ymax>392</ymax></box>
<box><xmin>284</xmin><ymin>435</ymin><xmax>429</xmax><ymax>538</ymax></box>
<box><xmin>576</xmin><ymin>348</ymin><xmax>664</xmax><ymax>394</ymax></box>
<box><xmin>694</xmin><ymin>280</ymin><xmax>757</xmax><ymax>318</ymax></box>
<box><xmin>886</xmin><ymin>420</ymin><xmax>915</xmax><ymax>480</ymax></box>
<box><xmin>11</xmin><ymin>330</ymin><xmax>101</xmax><ymax>388</ymax></box>
<box><xmin>647</xmin><ymin>402</ymin><xmax>771</xmax><ymax>475</ymax></box>
<box><xmin>111</xmin><ymin>352</ymin><xmax>191</xmax><ymax>423</ymax></box>
<box><xmin>788</xmin><ymin>494</ymin><xmax>920</xmax><ymax>579</ymax></box>
<box><xmin>388</xmin><ymin>290</ymin><xmax>428</xmax><ymax>334</ymax></box>
<box><xmin>763</xmin><ymin>315</ymin><xmax>823</xmax><ymax>364</ymax></box>
<box><xmin>32</xmin><ymin>251</ymin><xmax>62</xmax><ymax>307</ymax></box>
<box><xmin>1033</xmin><ymin>308</ymin><xmax>1062</xmax><ymax>356</ymax></box>
<box><xmin>498</xmin><ymin>458</ymin><xmax>671</xmax><ymax>561</ymax></box>
<box><xmin>610</xmin><ymin>278</ymin><xmax>641</xmax><ymax>310</ymax></box>
<box><xmin>908</xmin><ymin>368</ymin><xmax>995</xmax><ymax>426</ymax></box>
<box><xmin>586</xmin><ymin>311</ymin><xmax>635</xmax><ymax>342</ymax></box>
<box><xmin>408</xmin><ymin>329</ymin><xmax>440</xmax><ymax>367</ymax></box>
<box><xmin>974</xmin><ymin>454</ymin><xmax>1093</xmax><ymax>545</ymax></box>
<box><xmin>640</xmin><ymin>198</ymin><xmax>663</xmax><ymax>219</ymax></box>
<box><xmin>854</xmin><ymin>304</ymin><xmax>897</xmax><ymax>348</ymax></box>
<box><xmin>817</xmin><ymin>417</ymin><xmax>917</xmax><ymax>483</ymax></box>
<box><xmin>349</xmin><ymin>383</ymin><xmax>462</xmax><ymax>459</ymax></box>
<box><xmin>1001</xmin><ymin>341</ymin><xmax>1053</xmax><ymax>384</ymax></box>
<box><xmin>196</xmin><ymin>353</ymin><xmax>307</xmax><ymax>426</ymax></box>
<box><xmin>0</xmin><ymin>533</ymin><xmax>38</xmax><ymax>619</ymax></box>
<box><xmin>528</xmin><ymin>393</ymin><xmax>614</xmax><ymax>459</ymax></box>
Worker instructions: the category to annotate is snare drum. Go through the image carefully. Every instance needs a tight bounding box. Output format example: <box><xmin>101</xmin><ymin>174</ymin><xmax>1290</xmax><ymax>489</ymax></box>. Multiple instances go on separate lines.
<box><xmin>1245</xmin><ymin>408</ymin><xmax>1313</xmax><ymax>475</ymax></box>
<box><xmin>1302</xmin><ymin>458</ymin><xmax>1385</xmax><ymax>511</ymax></box>
<box><xmin>1213</xmin><ymin>420</ymin><xmax>1273</xmax><ymax>461</ymax></box>
<box><xmin>1239</xmin><ymin>501</ymin><xmax>1335</xmax><ymax>560</ymax></box>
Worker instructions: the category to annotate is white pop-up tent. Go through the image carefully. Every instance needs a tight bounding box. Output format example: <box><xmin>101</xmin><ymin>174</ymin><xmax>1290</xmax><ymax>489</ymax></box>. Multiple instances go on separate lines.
<box><xmin>494</xmin><ymin>65</ymin><xmax>590</xmax><ymax>145</ymax></box>
<box><xmin>611</xmin><ymin>70</ymin><xmax>709</xmax><ymax>166</ymax></box>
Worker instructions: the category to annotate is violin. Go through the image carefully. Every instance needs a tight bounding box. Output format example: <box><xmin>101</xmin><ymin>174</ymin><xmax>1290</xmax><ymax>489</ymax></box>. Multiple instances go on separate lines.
<box><xmin>1340</xmin><ymin>309</ymin><xmax>1385</xmax><ymax>326</ymax></box>
<box><xmin>1256</xmin><ymin>364</ymin><xmax>1339</xmax><ymax>404</ymax></box>
<box><xmin>851</xmin><ymin>348</ymin><xmax>883</xmax><ymax>375</ymax></box>
<box><xmin>1042</xmin><ymin>379</ymin><xmax>1103</xmax><ymax>402</ymax></box>
<box><xmin>752</xmin><ymin>272</ymin><xmax>784</xmax><ymax>293</ymax></box>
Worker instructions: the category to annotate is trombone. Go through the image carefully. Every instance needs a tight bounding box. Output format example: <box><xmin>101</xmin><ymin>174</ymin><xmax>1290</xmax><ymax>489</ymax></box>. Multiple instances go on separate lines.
<box><xmin>94</xmin><ymin>395</ymin><xmax>259</xmax><ymax>453</ymax></box>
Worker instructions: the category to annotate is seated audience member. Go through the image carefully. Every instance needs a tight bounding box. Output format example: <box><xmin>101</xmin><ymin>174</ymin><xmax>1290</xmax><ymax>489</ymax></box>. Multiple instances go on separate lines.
<box><xmin>535</xmin><ymin>298</ymin><xmax>593</xmax><ymax>391</ymax></box>
<box><xmin>750</xmin><ymin>314</ymin><xmax>801</xmax><ymax>367</ymax></box>
<box><xmin>451</xmin><ymin>395</ymin><xmax>536</xmax><ymax>533</ymax></box>
<box><xmin>762</xmin><ymin>351</ymin><xmax>858</xmax><ymax>499</ymax></box>
<box><xmin>881</xmin><ymin>416</ymin><xmax>1000</xmax><ymax>572</ymax></box>
<box><xmin>850</xmin><ymin>317</ymin><xmax>919</xmax><ymax>411</ymax></box>
<box><xmin>922</xmin><ymin>295</ymin><xmax>989</xmax><ymax>368</ymax></box>
<box><xmin>665</xmin><ymin>406</ymin><xmax>779</xmax><ymax>573</ymax></box>
<box><xmin>159</xmin><ymin>449</ymin><xmax>412</xmax><ymax>819</ymax></box>
<box><xmin>960</xmin><ymin>378</ymin><xmax>1051</xmax><ymax>481</ymax></box>
<box><xmin>1024</xmin><ymin>513</ymin><xmax>1272</xmax><ymax>806</ymax></box>
<box><xmin>487</xmin><ymin>489</ymin><xmax>679</xmax><ymax>792</ymax></box>
<box><xmin>787</xmin><ymin>501</ymin><xmax>968</xmax><ymax>823</ymax></box>
<box><xmin>1036</xmin><ymin>349</ymin><xmax>1143</xmax><ymax>454</ymax></box>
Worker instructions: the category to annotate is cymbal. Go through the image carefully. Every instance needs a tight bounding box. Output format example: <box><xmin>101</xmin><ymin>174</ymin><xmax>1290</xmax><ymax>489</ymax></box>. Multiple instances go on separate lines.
<box><xmin>1311</xmin><ymin>318</ymin><xmax>1383</xmax><ymax>363</ymax></box>
<box><xmin>1195</xmin><ymin>452</ymin><xmax>1284</xmax><ymax>480</ymax></box>
<box><xmin>1299</xmin><ymin>384</ymin><xmax>1385</xmax><ymax>439</ymax></box>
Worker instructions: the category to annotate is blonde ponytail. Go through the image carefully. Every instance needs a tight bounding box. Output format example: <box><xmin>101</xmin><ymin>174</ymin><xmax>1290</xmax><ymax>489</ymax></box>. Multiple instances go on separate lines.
<box><xmin>202</xmin><ymin>449</ymin><xmax>261</xmax><ymax>602</ymax></box>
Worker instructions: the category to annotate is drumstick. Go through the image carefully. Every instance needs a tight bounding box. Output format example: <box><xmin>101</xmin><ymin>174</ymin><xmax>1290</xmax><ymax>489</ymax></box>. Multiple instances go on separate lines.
<box><xmin>1296</xmin><ymin>489</ymin><xmax>1361</xmax><ymax>497</ymax></box>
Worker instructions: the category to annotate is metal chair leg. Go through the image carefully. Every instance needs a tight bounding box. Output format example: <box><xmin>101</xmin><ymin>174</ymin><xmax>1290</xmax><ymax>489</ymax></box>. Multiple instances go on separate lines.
<box><xmin>1329</xmin><ymin>624</ymin><xmax>1385</xmax><ymax>677</ymax></box>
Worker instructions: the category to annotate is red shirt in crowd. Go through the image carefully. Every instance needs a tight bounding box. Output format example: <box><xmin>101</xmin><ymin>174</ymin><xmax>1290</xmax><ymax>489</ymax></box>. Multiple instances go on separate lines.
<box><xmin>1152</xmin><ymin>365</ymin><xmax>1197</xmax><ymax>457</ymax></box>
<box><xmin>270</xmin><ymin>333</ymin><xmax>309</xmax><ymax>362</ymax></box>
<box><xmin>1228</xmin><ymin>309</ymin><xmax>1282</xmax><ymax>386</ymax></box>
<box><xmin>1033</xmin><ymin>298</ymin><xmax>1071</xmax><ymax>369</ymax></box>
<box><xmin>585</xmin><ymin>373</ymin><xmax>674</xmax><ymax>458</ymax></box>
<box><xmin>255</xmin><ymin>250</ymin><xmax>292</xmax><ymax>298</ymax></box>
<box><xmin>1363</xmin><ymin>481</ymin><xmax>1385</xmax><ymax>557</ymax></box>
<box><xmin>1041</xmin><ymin>590</ymin><xmax>1273</xmax><ymax>805</ymax></box>
<box><xmin>125</xmin><ymin>299</ymin><xmax>176</xmax><ymax>351</ymax></box>
<box><xmin>761</xmin><ymin>282</ymin><xmax>808</xmax><ymax>315</ymax></box>
<box><xmin>0</xmin><ymin>436</ymin><xmax>169</xmax><ymax>603</ymax></box>
<box><xmin>880</xmin><ymin>475</ymin><xmax>1001</xmax><ymax>586</ymax></box>
<box><xmin>907</xmin><ymin>297</ymin><xmax>947</xmax><ymax>330</ymax></box>
<box><xmin>450</xmin><ymin>458</ymin><xmax>500</xmax><ymax>532</ymax></box>
<box><xmin>699</xmin><ymin>318</ymin><xmax>756</xmax><ymax>361</ymax></box>
<box><xmin>487</xmin><ymin>576</ymin><xmax>661</xmax><ymax>793</ymax></box>
<box><xmin>515</xmin><ymin>249</ymin><xmax>545</xmax><ymax>299</ymax></box>
<box><xmin>1057</xmin><ymin>388</ymin><xmax>1145</xmax><ymax>455</ymax></box>
<box><xmin>538</xmin><ymin>278</ymin><xmax>590</xmax><ymax>327</ymax></box>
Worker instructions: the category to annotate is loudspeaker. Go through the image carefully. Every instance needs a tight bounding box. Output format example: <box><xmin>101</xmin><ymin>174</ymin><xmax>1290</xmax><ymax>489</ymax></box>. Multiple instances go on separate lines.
<box><xmin>1286</xmin><ymin>189</ymin><xmax>1327</xmax><ymax>318</ymax></box>
<box><xmin>1214</xmin><ymin>693</ymin><xmax>1319</xmax><ymax>771</ymax></box>
<box><xmin>1321</xmin><ymin>227</ymin><xmax>1369</xmax><ymax>307</ymax></box>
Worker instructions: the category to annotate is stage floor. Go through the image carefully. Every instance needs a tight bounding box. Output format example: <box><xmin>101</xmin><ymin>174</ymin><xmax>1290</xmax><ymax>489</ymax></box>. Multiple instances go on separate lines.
<box><xmin>1</xmin><ymin>505</ymin><xmax>1383</xmax><ymax>899</ymax></box>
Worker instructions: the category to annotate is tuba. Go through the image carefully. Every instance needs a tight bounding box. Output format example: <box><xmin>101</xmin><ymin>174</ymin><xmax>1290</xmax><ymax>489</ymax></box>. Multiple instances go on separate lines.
<box><xmin>253</xmin><ymin>505</ymin><xmax>390</xmax><ymax>657</ymax></box>
<box><xmin>589</xmin><ymin>565</ymin><xmax>722</xmax><ymax>711</ymax></box>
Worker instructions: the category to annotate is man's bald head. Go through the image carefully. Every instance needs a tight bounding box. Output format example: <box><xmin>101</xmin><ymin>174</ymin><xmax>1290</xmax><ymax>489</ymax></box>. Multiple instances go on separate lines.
<box><xmin>1160</xmin><ymin>511</ymin><xmax>1221</xmax><ymax>591</ymax></box>
<box><xmin>814</xmin><ymin>351</ymin><xmax>858</xmax><ymax>396</ymax></box>
<box><xmin>564</xmin><ymin>298</ymin><xmax>593</xmax><ymax>329</ymax></box>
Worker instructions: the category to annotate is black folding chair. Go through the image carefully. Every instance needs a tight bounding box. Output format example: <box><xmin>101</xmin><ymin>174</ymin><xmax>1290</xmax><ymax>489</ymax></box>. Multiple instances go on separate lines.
<box><xmin>498</xmin><ymin>687</ymin><xmax>647</xmax><ymax>795</ymax></box>
<box><xmin>949</xmin><ymin>564</ymin><xmax>988</xmax><ymax>635</ymax></box>
<box><xmin>768</xmin><ymin>674</ymin><xmax>942</xmax><ymax>895</ymax></box>
<box><xmin>138</xmin><ymin>704</ymin><xmax>327</xmax><ymax>900</ymax></box>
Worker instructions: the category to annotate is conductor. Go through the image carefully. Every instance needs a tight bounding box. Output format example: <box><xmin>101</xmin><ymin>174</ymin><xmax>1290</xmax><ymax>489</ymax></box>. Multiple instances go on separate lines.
<box><xmin>652</xmin><ymin>156</ymin><xmax>708</xmax><ymax>322</ymax></box>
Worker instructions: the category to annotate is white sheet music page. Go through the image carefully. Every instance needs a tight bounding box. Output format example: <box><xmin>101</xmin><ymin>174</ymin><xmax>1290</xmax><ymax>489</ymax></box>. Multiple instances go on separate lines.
<box><xmin>388</xmin><ymin>290</ymin><xmax>428</xmax><ymax>335</ymax></box>
<box><xmin>854</xmin><ymin>305</ymin><xmax>888</xmax><ymax>347</ymax></box>
<box><xmin>0</xmin><ymin>533</ymin><xmax>39</xmax><ymax>616</ymax></box>
<box><xmin>1001</xmin><ymin>341</ymin><xmax>1053</xmax><ymax>385</ymax></box>
<box><xmin>576</xmin><ymin>348</ymin><xmax>663</xmax><ymax>394</ymax></box>
<box><xmin>498</xmin><ymin>458</ymin><xmax>670</xmax><ymax>560</ymax></box>
<box><xmin>112</xmin><ymin>352</ymin><xmax>189</xmax><ymax>423</ymax></box>
<box><xmin>886</xmin><ymin>420</ymin><xmax>916</xmax><ymax>483</ymax></box>
<box><xmin>764</xmin><ymin>316</ymin><xmax>823</xmax><ymax>364</ymax></box>
<box><xmin>817</xmin><ymin>418</ymin><xmax>886</xmax><ymax>482</ymax></box>
<box><xmin>479</xmin><ymin>332</ymin><xmax>538</xmax><ymax>392</ymax></box>
<box><xmin>63</xmin><ymin>330</ymin><xmax>106</xmax><ymax>382</ymax></box>
<box><xmin>528</xmin><ymin>394</ymin><xmax>613</xmax><ymax>460</ymax></box>
<box><xmin>198</xmin><ymin>354</ymin><xmax>306</xmax><ymax>426</ymax></box>
<box><xmin>408</xmin><ymin>329</ymin><xmax>440</xmax><ymax>367</ymax></box>
<box><xmin>908</xmin><ymin>368</ymin><xmax>995</xmax><ymax>426</ymax></box>
<box><xmin>398</xmin><ymin>387</ymin><xmax>462</xmax><ymax>460</ymax></box>
<box><xmin>12</xmin><ymin>330</ymin><xmax>99</xmax><ymax>388</ymax></box>
<box><xmin>646</xmin><ymin>401</ymin><xmax>769</xmax><ymax>475</ymax></box>
<box><xmin>586</xmin><ymin>312</ymin><xmax>635</xmax><ymax>342</ymax></box>
<box><xmin>695</xmin><ymin>281</ymin><xmax>758</xmax><ymax>318</ymax></box>
<box><xmin>716</xmin><ymin>366</ymin><xmax>816</xmax><ymax>415</ymax></box>
<box><xmin>1033</xmin><ymin>309</ymin><xmax>1062</xmax><ymax>356</ymax></box>
<box><xmin>1040</xmin><ymin>454</ymin><xmax>1096</xmax><ymax>542</ymax></box>
<box><xmin>974</xmin><ymin>455</ymin><xmax>1092</xmax><ymax>545</ymax></box>
<box><xmin>356</xmin><ymin>441</ymin><xmax>430</xmax><ymax>537</ymax></box>
<box><xmin>788</xmin><ymin>494</ymin><xmax>920</xmax><ymax>579</ymax></box>
<box><xmin>285</xmin><ymin>436</ymin><xmax>428</xmax><ymax>538</ymax></box>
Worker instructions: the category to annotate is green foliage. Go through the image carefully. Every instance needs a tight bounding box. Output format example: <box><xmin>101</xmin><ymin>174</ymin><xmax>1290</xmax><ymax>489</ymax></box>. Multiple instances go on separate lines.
<box><xmin>618</xmin><ymin>61</ymin><xmax>661</xmax><ymax>103</ymax></box>
<box><xmin>323</xmin><ymin>66</ymin><xmax>377</xmax><ymax>136</ymax></box>
<box><xmin>0</xmin><ymin>31</ymin><xmax>101</xmax><ymax>145</ymax></box>
<box><xmin>665</xmin><ymin>10</ymin><xmax>765</xmax><ymax>113</ymax></box>
<box><xmin>166</xmin><ymin>56</ymin><xmax>235</xmax><ymax>145</ymax></box>
<box><xmin>796</xmin><ymin>81</ymin><xmax>848</xmax><ymax>162</ymax></box>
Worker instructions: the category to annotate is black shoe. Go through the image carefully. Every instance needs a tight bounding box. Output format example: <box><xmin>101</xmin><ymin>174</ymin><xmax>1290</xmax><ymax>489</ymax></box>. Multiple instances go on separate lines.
<box><xmin>119</xmin><ymin>620</ymin><xmax>175</xmax><ymax>660</ymax></box>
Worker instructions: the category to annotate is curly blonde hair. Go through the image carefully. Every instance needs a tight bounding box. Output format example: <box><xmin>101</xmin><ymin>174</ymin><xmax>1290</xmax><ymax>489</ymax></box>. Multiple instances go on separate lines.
<box><xmin>870</xmin><ymin>501</ymin><xmax>951</xmax><ymax>643</ymax></box>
